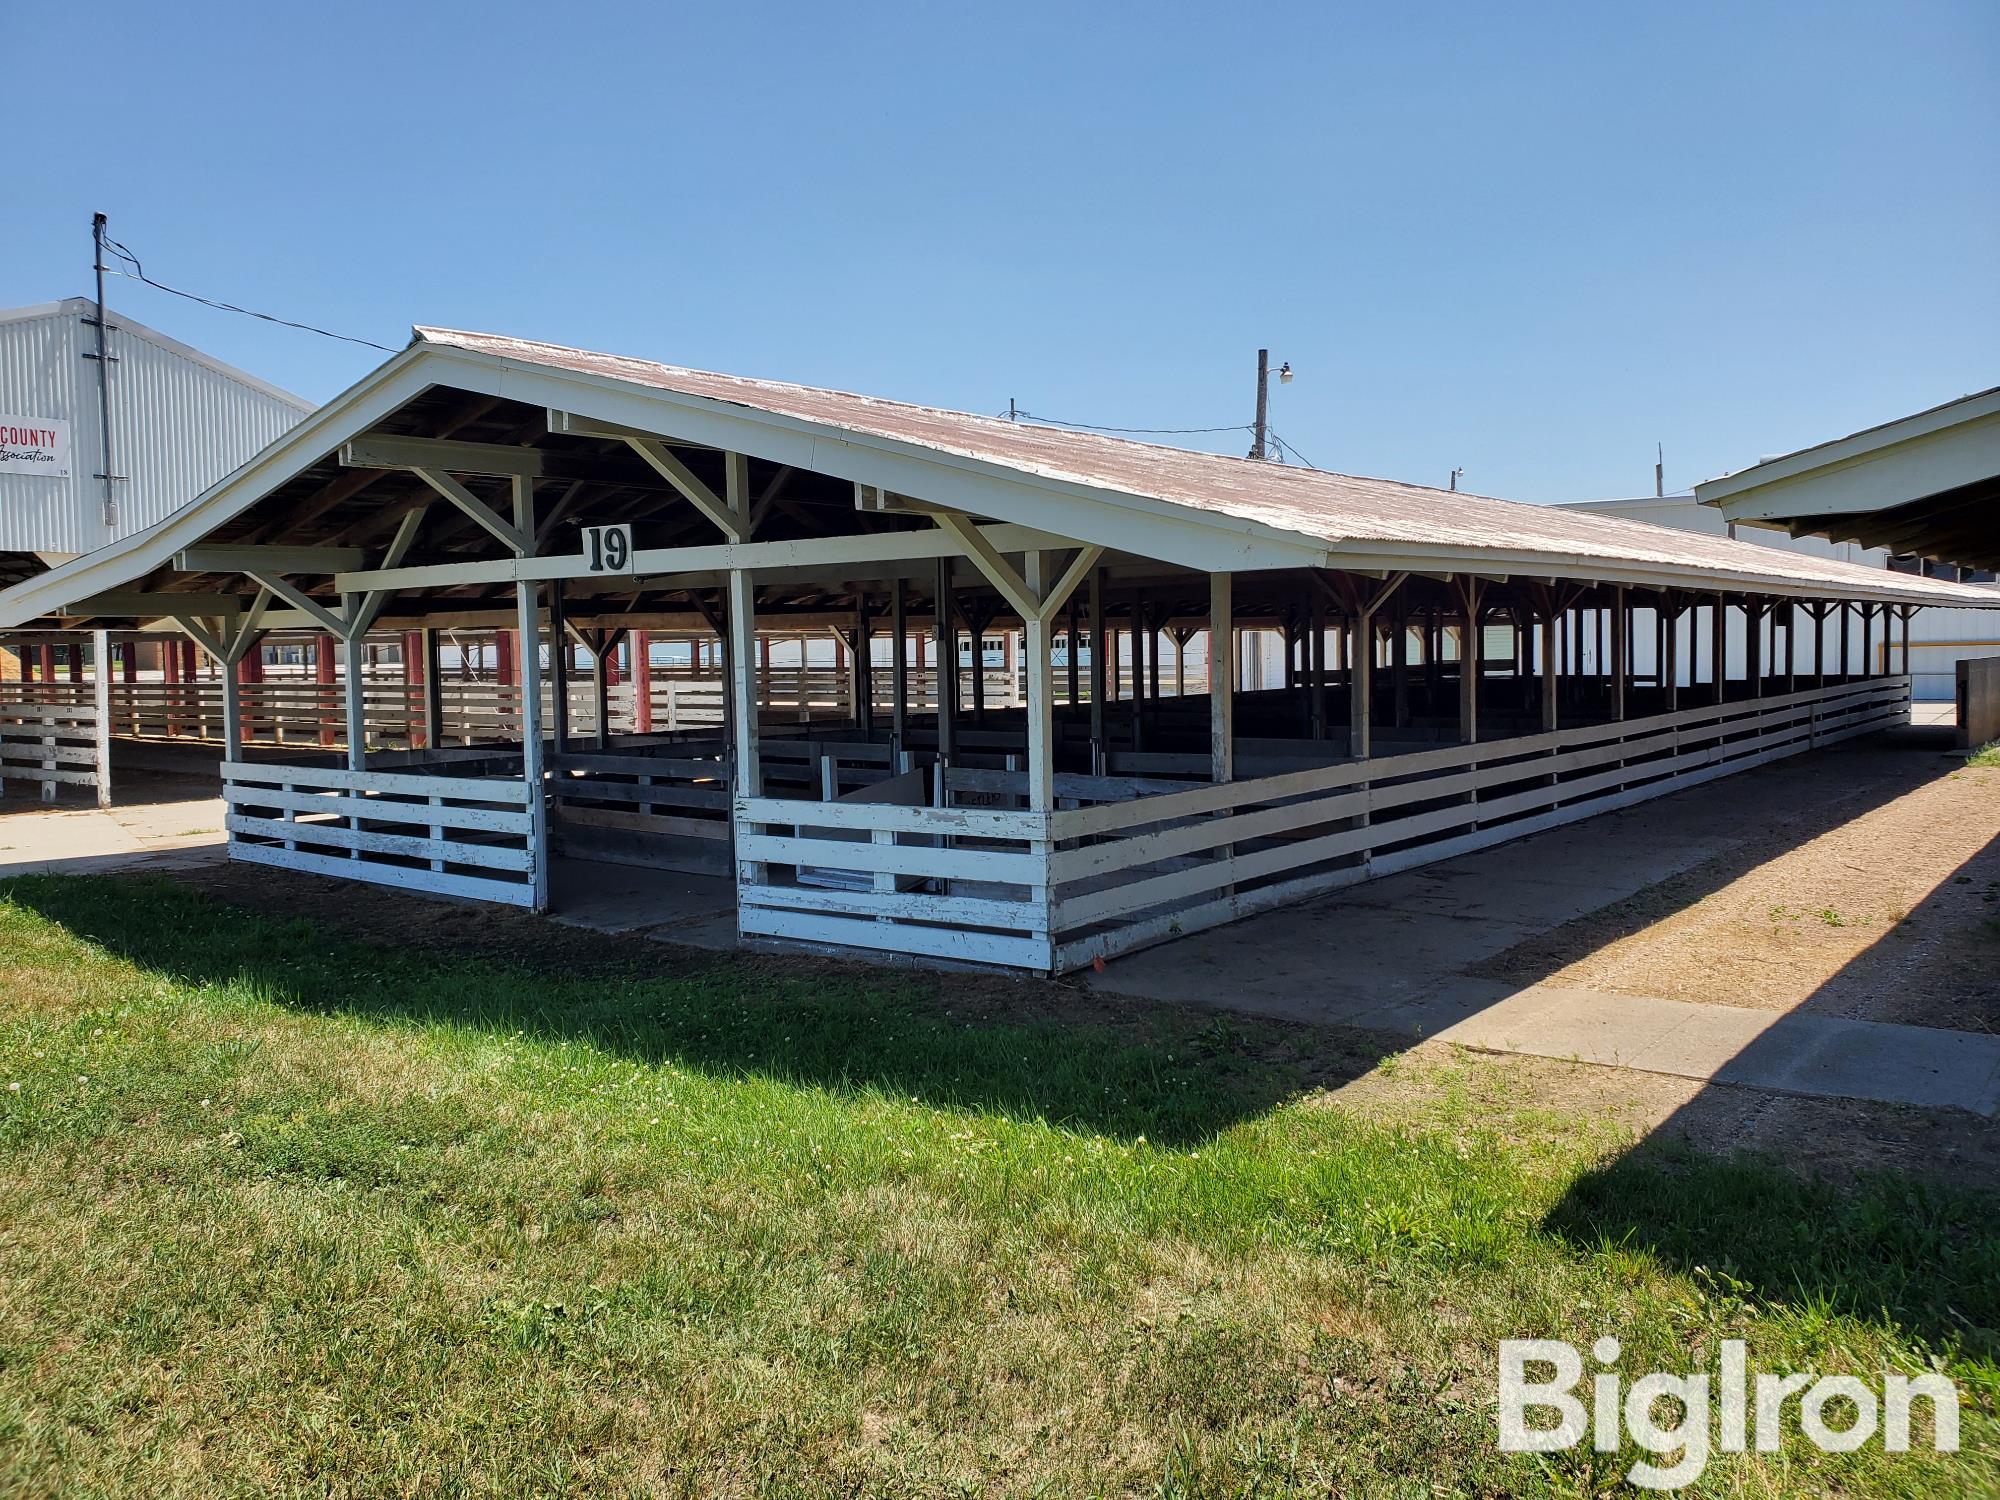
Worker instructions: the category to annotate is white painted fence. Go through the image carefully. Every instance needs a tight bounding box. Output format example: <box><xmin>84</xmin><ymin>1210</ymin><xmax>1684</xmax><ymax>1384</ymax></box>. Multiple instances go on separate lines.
<box><xmin>735</xmin><ymin>677</ymin><xmax>1911</xmax><ymax>973</ymax></box>
<box><xmin>221</xmin><ymin>761</ymin><xmax>540</xmax><ymax>906</ymax></box>
<box><xmin>734</xmin><ymin>795</ymin><xmax>1053</xmax><ymax>969</ymax></box>
<box><xmin>549</xmin><ymin>741</ymin><xmax>733</xmax><ymax>875</ymax></box>
<box><xmin>0</xmin><ymin>703</ymin><xmax>106</xmax><ymax>805</ymax></box>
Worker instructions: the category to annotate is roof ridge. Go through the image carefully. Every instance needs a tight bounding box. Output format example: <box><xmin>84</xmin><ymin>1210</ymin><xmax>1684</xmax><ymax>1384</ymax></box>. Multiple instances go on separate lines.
<box><xmin>416</xmin><ymin>325</ymin><xmax>1513</xmax><ymax>503</ymax></box>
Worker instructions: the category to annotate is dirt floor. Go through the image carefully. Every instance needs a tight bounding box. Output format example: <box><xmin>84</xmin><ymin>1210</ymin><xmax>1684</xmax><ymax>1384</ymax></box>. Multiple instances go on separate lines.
<box><xmin>1474</xmin><ymin>742</ymin><xmax>2000</xmax><ymax>1033</ymax></box>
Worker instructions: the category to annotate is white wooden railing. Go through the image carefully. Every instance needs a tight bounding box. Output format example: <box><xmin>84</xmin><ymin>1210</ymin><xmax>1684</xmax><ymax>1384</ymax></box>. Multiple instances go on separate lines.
<box><xmin>221</xmin><ymin>761</ymin><xmax>540</xmax><ymax>906</ymax></box>
<box><xmin>0</xmin><ymin>703</ymin><xmax>105</xmax><ymax>805</ymax></box>
<box><xmin>733</xmin><ymin>676</ymin><xmax>1910</xmax><ymax>973</ymax></box>
<box><xmin>1041</xmin><ymin>676</ymin><xmax>1910</xmax><ymax>969</ymax></box>
<box><xmin>733</xmin><ymin>792</ymin><xmax>1054</xmax><ymax>969</ymax></box>
<box><xmin>549</xmin><ymin>742</ymin><xmax>732</xmax><ymax>875</ymax></box>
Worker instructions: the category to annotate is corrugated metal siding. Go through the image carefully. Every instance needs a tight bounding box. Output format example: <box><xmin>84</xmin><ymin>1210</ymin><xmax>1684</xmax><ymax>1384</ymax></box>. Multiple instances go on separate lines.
<box><xmin>0</xmin><ymin>300</ymin><xmax>310</xmax><ymax>555</ymax></box>
<box><xmin>0</xmin><ymin>306</ymin><xmax>83</xmax><ymax>553</ymax></box>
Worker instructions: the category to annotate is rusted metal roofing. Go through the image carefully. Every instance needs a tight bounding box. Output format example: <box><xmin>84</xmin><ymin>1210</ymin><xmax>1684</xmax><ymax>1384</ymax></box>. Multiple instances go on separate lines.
<box><xmin>417</xmin><ymin>328</ymin><xmax>1999</xmax><ymax>606</ymax></box>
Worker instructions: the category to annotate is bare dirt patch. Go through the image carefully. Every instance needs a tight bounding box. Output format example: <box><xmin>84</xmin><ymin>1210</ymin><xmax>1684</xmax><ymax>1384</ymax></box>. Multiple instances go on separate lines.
<box><xmin>1476</xmin><ymin>753</ymin><xmax>2000</xmax><ymax>1032</ymax></box>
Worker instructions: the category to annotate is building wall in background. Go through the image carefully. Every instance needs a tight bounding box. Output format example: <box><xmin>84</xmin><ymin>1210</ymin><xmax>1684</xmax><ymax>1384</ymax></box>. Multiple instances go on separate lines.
<box><xmin>0</xmin><ymin>299</ymin><xmax>313</xmax><ymax>557</ymax></box>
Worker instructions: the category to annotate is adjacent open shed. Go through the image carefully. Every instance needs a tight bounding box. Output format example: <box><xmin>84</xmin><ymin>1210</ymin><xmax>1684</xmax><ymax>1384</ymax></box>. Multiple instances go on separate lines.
<box><xmin>2</xmin><ymin>329</ymin><xmax>1992</xmax><ymax>972</ymax></box>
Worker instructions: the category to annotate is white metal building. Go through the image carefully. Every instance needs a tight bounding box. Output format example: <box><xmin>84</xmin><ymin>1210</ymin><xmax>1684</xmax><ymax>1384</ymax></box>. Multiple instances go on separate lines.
<box><xmin>0</xmin><ymin>298</ymin><xmax>313</xmax><ymax>580</ymax></box>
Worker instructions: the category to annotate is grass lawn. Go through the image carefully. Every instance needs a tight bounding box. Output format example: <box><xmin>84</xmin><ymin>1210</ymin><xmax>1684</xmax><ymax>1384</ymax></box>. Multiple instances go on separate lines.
<box><xmin>0</xmin><ymin>874</ymin><xmax>1993</xmax><ymax>1497</ymax></box>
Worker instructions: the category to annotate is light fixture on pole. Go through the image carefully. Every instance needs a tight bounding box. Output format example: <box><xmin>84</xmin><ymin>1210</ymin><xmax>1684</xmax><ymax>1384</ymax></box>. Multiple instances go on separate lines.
<box><xmin>1248</xmin><ymin>348</ymin><xmax>1293</xmax><ymax>461</ymax></box>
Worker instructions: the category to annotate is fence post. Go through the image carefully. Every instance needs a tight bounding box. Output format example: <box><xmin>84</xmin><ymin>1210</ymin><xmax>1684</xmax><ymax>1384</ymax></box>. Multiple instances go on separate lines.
<box><xmin>91</xmin><ymin>629</ymin><xmax>112</xmax><ymax>809</ymax></box>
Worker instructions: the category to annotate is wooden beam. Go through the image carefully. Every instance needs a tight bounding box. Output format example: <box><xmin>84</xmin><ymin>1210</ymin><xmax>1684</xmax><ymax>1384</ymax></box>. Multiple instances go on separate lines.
<box><xmin>228</xmin><ymin>588</ymin><xmax>275</xmax><ymax>661</ymax></box>
<box><xmin>170</xmin><ymin>614</ymin><xmax>231</xmax><ymax>664</ymax></box>
<box><xmin>626</xmin><ymin>438</ymin><xmax>741</xmax><ymax>541</ymax></box>
<box><xmin>175</xmin><ymin>544</ymin><xmax>368</xmax><ymax>574</ymax></box>
<box><xmin>65</xmin><ymin>591</ymin><xmax>244</xmax><ymax>618</ymax></box>
<box><xmin>927</xmin><ymin>511</ymin><xmax>1039</xmax><ymax>620</ymax></box>
<box><xmin>549</xmin><ymin>410</ymin><xmax>717</xmax><ymax>450</ymax></box>
<box><xmin>245</xmin><ymin>571</ymin><xmax>351</xmax><ymax>639</ymax></box>
<box><xmin>347</xmin><ymin>505</ymin><xmax>430</xmax><ymax>639</ymax></box>
<box><xmin>342</xmin><ymin>434</ymin><xmax>544</xmax><ymax>478</ymax></box>
<box><xmin>412</xmin><ymin>468</ymin><xmax>531</xmax><ymax>555</ymax></box>
<box><xmin>333</xmin><ymin>521</ymin><xmax>1071</xmax><ymax>596</ymax></box>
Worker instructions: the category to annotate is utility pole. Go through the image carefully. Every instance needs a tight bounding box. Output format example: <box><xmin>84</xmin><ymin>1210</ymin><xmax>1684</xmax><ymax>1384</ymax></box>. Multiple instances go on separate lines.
<box><xmin>1249</xmin><ymin>348</ymin><xmax>1270</xmax><ymax>460</ymax></box>
<box><xmin>86</xmin><ymin>213</ymin><xmax>118</xmax><ymax>530</ymax></box>
<box><xmin>1007</xmin><ymin>398</ymin><xmax>1018</xmax><ymax>422</ymax></box>
<box><xmin>1247</xmin><ymin>349</ymin><xmax>1291</xmax><ymax>461</ymax></box>
<box><xmin>1449</xmin><ymin>467</ymin><xmax>1464</xmax><ymax>492</ymax></box>
<box><xmin>1655</xmin><ymin>443</ymin><xmax>1664</xmax><ymax>499</ymax></box>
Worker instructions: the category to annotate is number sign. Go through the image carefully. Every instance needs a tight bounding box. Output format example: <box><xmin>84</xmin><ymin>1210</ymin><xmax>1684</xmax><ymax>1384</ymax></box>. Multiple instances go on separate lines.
<box><xmin>581</xmin><ymin>524</ymin><xmax>634</xmax><ymax>574</ymax></box>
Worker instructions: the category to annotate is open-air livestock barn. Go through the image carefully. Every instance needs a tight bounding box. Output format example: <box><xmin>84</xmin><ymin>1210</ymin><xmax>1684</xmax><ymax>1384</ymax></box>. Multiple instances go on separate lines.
<box><xmin>1</xmin><ymin>328</ymin><xmax>1993</xmax><ymax>973</ymax></box>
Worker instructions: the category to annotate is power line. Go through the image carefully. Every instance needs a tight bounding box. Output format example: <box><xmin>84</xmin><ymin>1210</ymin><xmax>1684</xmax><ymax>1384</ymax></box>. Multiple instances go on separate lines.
<box><xmin>1266</xmin><ymin>428</ymin><xmax>1321</xmax><ymax>471</ymax></box>
<box><xmin>99</xmin><ymin>233</ymin><xmax>397</xmax><ymax>352</ymax></box>
<box><xmin>1007</xmin><ymin>407</ymin><xmax>1254</xmax><ymax>438</ymax></box>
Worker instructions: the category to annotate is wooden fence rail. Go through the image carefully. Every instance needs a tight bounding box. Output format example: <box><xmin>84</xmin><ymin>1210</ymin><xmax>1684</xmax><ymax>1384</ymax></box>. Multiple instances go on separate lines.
<box><xmin>0</xmin><ymin>703</ymin><xmax>106</xmax><ymax>805</ymax></box>
<box><xmin>222</xmin><ymin>760</ymin><xmax>540</xmax><ymax>906</ymax></box>
<box><xmin>732</xmin><ymin>676</ymin><xmax>1911</xmax><ymax>973</ymax></box>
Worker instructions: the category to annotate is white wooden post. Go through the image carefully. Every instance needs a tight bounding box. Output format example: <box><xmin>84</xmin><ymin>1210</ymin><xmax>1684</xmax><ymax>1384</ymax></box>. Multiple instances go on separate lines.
<box><xmin>890</xmin><ymin>577</ymin><xmax>909</xmax><ymax>753</ymax></box>
<box><xmin>341</xmin><ymin>606</ymin><xmax>367</xmax><ymax>772</ymax></box>
<box><xmin>934</xmin><ymin>557</ymin><xmax>956</xmax><ymax>766</ymax></box>
<box><xmin>726</xmin><ymin>567</ymin><xmax>763</xmax><ymax>881</ymax></box>
<box><xmin>516</xmin><ymin>580</ymin><xmax>549</xmax><ymax>912</ymax></box>
<box><xmin>590</xmin><ymin>631</ymin><xmax>611</xmax><ymax>750</ymax></box>
<box><xmin>1209</xmin><ymin>571</ymin><xmax>1233</xmax><ymax>784</ymax></box>
<box><xmin>1349</xmin><ymin>607</ymin><xmax>1373</xmax><ymax>759</ymax></box>
<box><xmin>1610</xmin><ymin>585</ymin><xmax>1627</xmax><ymax>723</ymax></box>
<box><xmin>1458</xmin><ymin>581</ymin><xmax>1482</xmax><ymax>746</ymax></box>
<box><xmin>421</xmin><ymin>628</ymin><xmax>443</xmax><ymax>752</ymax></box>
<box><xmin>1024</xmin><ymin>552</ymin><xmax>1055</xmax><ymax>813</ymax></box>
<box><xmin>1089</xmin><ymin>568</ymin><xmax>1108</xmax><ymax>775</ymax></box>
<box><xmin>1711</xmin><ymin>593</ymin><xmax>1727</xmax><ymax>703</ymax></box>
<box><xmin>547</xmin><ymin>584</ymin><xmax>571</xmax><ymax>752</ymax></box>
<box><xmin>91</xmin><ymin>628</ymin><xmax>112</xmax><ymax>808</ymax></box>
<box><xmin>221</xmin><ymin>641</ymin><xmax>245</xmax><ymax>762</ymax></box>
<box><xmin>1539</xmin><ymin>612</ymin><xmax>1559</xmax><ymax>732</ymax></box>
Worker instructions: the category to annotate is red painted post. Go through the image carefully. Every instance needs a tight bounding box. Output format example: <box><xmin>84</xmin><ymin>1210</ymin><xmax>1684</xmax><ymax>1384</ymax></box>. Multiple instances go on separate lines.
<box><xmin>67</xmin><ymin>643</ymin><xmax>83</xmax><ymax>683</ymax></box>
<box><xmin>121</xmin><ymin>638</ymin><xmax>136</xmax><ymax>683</ymax></box>
<box><xmin>630</xmin><ymin>630</ymin><xmax>651</xmax><ymax>733</ymax></box>
<box><xmin>39</xmin><ymin>644</ymin><xmax>55</xmax><ymax>682</ymax></box>
<box><xmin>317</xmin><ymin>634</ymin><xmax>337</xmax><ymax>747</ymax></box>
<box><xmin>403</xmin><ymin>631</ymin><xmax>425</xmax><ymax>748</ymax></box>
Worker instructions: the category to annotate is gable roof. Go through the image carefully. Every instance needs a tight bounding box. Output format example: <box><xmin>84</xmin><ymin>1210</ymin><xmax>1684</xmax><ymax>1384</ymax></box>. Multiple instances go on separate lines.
<box><xmin>417</xmin><ymin>327</ymin><xmax>1998</xmax><ymax>604</ymax></box>
<box><xmin>1</xmin><ymin>327</ymin><xmax>1993</xmax><ymax>629</ymax></box>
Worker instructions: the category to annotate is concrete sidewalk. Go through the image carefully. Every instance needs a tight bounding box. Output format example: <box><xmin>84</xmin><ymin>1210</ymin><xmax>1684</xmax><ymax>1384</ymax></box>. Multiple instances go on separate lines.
<box><xmin>1092</xmin><ymin>737</ymin><xmax>2000</xmax><ymax>1118</ymax></box>
<box><xmin>1366</xmin><ymin>979</ymin><xmax>2000</xmax><ymax>1116</ymax></box>
<box><xmin>0</xmin><ymin>789</ymin><xmax>227</xmax><ymax>879</ymax></box>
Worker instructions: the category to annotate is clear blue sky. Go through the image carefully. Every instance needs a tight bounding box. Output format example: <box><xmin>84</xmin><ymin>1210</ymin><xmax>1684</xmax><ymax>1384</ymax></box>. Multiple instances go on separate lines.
<box><xmin>5</xmin><ymin>1</ymin><xmax>1994</xmax><ymax>502</ymax></box>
